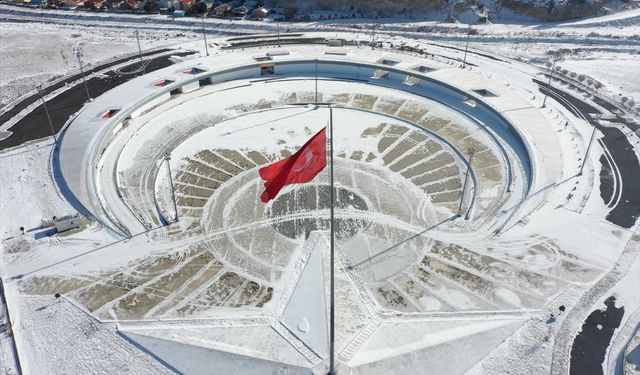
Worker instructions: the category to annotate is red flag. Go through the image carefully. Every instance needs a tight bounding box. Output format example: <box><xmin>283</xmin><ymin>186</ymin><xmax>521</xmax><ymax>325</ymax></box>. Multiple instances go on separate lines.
<box><xmin>259</xmin><ymin>127</ymin><xmax>327</xmax><ymax>203</ymax></box>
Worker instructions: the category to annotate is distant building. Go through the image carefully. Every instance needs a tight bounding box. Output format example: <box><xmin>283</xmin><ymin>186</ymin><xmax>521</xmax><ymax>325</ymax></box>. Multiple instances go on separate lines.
<box><xmin>104</xmin><ymin>1</ymin><xmax>118</xmax><ymax>9</ymax></box>
<box><xmin>156</xmin><ymin>0</ymin><xmax>177</xmax><ymax>9</ymax></box>
<box><xmin>17</xmin><ymin>0</ymin><xmax>36</xmax><ymax>4</ymax></box>
<box><xmin>62</xmin><ymin>0</ymin><xmax>83</xmax><ymax>7</ymax></box>
<box><xmin>176</xmin><ymin>0</ymin><xmax>191</xmax><ymax>10</ymax></box>
<box><xmin>232</xmin><ymin>5</ymin><xmax>247</xmax><ymax>17</ymax></box>
<box><xmin>84</xmin><ymin>0</ymin><xmax>106</xmax><ymax>8</ymax></box>
<box><xmin>120</xmin><ymin>0</ymin><xmax>140</xmax><ymax>9</ymax></box>
<box><xmin>251</xmin><ymin>7</ymin><xmax>268</xmax><ymax>20</ymax></box>
<box><xmin>213</xmin><ymin>3</ymin><xmax>230</xmax><ymax>16</ymax></box>
<box><xmin>192</xmin><ymin>0</ymin><xmax>209</xmax><ymax>13</ymax></box>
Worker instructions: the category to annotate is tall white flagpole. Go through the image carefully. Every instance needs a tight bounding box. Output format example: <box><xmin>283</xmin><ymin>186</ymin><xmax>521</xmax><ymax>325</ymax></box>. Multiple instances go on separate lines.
<box><xmin>328</xmin><ymin>105</ymin><xmax>335</xmax><ymax>375</ymax></box>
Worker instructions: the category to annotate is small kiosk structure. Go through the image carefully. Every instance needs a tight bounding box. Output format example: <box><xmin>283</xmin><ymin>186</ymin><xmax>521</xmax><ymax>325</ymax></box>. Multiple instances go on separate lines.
<box><xmin>54</xmin><ymin>214</ymin><xmax>81</xmax><ymax>233</ymax></box>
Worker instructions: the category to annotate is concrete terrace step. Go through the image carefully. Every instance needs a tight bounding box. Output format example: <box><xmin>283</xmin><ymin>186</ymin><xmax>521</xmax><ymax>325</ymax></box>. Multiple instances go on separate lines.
<box><xmin>339</xmin><ymin>319</ymin><xmax>382</xmax><ymax>361</ymax></box>
<box><xmin>272</xmin><ymin>321</ymin><xmax>323</xmax><ymax>366</ymax></box>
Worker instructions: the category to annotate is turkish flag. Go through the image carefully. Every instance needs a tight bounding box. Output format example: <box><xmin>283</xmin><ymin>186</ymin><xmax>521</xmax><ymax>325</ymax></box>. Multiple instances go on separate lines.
<box><xmin>259</xmin><ymin>127</ymin><xmax>327</xmax><ymax>203</ymax></box>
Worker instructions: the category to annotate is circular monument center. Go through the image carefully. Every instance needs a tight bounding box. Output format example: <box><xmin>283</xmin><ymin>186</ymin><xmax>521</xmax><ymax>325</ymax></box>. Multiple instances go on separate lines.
<box><xmin>267</xmin><ymin>184</ymin><xmax>369</xmax><ymax>239</ymax></box>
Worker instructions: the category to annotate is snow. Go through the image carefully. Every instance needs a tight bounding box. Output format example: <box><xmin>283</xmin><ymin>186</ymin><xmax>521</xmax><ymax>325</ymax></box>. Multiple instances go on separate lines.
<box><xmin>161</xmin><ymin>94</ymin><xmax>473</xmax><ymax>167</ymax></box>
<box><xmin>495</xmin><ymin>288</ymin><xmax>522</xmax><ymax>306</ymax></box>
<box><xmin>558</xmin><ymin>8</ymin><xmax>640</xmax><ymax>28</ymax></box>
<box><xmin>280</xmin><ymin>234</ymin><xmax>329</xmax><ymax>358</ymax></box>
<box><xmin>0</xmin><ymin>6</ymin><xmax>638</xmax><ymax>374</ymax></box>
<box><xmin>119</xmin><ymin>329</ymin><xmax>315</xmax><ymax>374</ymax></box>
<box><xmin>349</xmin><ymin>318</ymin><xmax>526</xmax><ymax>373</ymax></box>
<box><xmin>503</xmin><ymin>204</ymin><xmax>631</xmax><ymax>268</ymax></box>
<box><xmin>0</xmin><ymin>20</ymin><xmax>157</xmax><ymax>113</ymax></box>
<box><xmin>560</xmin><ymin>53</ymin><xmax>640</xmax><ymax>105</ymax></box>
<box><xmin>0</xmin><ymin>284</ymin><xmax>19</xmax><ymax>375</ymax></box>
<box><xmin>610</xmin><ymin>255</ymin><xmax>640</xmax><ymax>311</ymax></box>
<box><xmin>603</xmin><ymin>251</ymin><xmax>640</xmax><ymax>372</ymax></box>
<box><xmin>7</xmin><ymin>295</ymin><xmax>174</xmax><ymax>375</ymax></box>
<box><xmin>0</xmin><ymin>138</ymin><xmax>73</xmax><ymax>238</ymax></box>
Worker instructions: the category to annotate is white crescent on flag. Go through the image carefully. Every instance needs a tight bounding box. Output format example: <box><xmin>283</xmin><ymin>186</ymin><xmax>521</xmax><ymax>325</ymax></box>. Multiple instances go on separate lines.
<box><xmin>293</xmin><ymin>150</ymin><xmax>314</xmax><ymax>172</ymax></box>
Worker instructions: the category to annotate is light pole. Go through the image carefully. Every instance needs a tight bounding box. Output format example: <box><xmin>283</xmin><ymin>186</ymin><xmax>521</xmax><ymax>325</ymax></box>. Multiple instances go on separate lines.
<box><xmin>542</xmin><ymin>53</ymin><xmax>561</xmax><ymax>108</ymax></box>
<box><xmin>458</xmin><ymin>148</ymin><xmax>475</xmax><ymax>218</ymax></box>
<box><xmin>164</xmin><ymin>152</ymin><xmax>179</xmax><ymax>223</ymax></box>
<box><xmin>371</xmin><ymin>25</ymin><xmax>377</xmax><ymax>50</ymax></box>
<box><xmin>134</xmin><ymin>30</ymin><xmax>145</xmax><ymax>74</ymax></box>
<box><xmin>462</xmin><ymin>26</ymin><xmax>471</xmax><ymax>68</ymax></box>
<box><xmin>201</xmin><ymin>15</ymin><xmax>209</xmax><ymax>57</ymax></box>
<box><xmin>134</xmin><ymin>30</ymin><xmax>143</xmax><ymax>63</ymax></box>
<box><xmin>37</xmin><ymin>85</ymin><xmax>57</xmax><ymax>143</ymax></box>
<box><xmin>579</xmin><ymin>124</ymin><xmax>598</xmax><ymax>176</ymax></box>
<box><xmin>75</xmin><ymin>47</ymin><xmax>91</xmax><ymax>102</ymax></box>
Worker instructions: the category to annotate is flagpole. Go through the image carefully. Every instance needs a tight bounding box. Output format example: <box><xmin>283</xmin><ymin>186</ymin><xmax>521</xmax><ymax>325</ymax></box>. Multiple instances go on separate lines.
<box><xmin>328</xmin><ymin>105</ymin><xmax>335</xmax><ymax>375</ymax></box>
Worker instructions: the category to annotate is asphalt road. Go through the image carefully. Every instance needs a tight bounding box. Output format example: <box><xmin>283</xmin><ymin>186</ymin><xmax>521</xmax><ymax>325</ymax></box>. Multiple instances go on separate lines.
<box><xmin>0</xmin><ymin>51</ymin><xmax>193</xmax><ymax>150</ymax></box>
<box><xmin>535</xmin><ymin>78</ymin><xmax>640</xmax><ymax>229</ymax></box>
<box><xmin>569</xmin><ymin>296</ymin><xmax>625</xmax><ymax>375</ymax></box>
<box><xmin>0</xmin><ymin>48</ymin><xmax>173</xmax><ymax>128</ymax></box>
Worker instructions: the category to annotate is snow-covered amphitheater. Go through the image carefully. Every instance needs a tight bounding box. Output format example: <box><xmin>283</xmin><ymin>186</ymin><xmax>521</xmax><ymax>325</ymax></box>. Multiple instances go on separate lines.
<box><xmin>2</xmin><ymin>32</ymin><xmax>639</xmax><ymax>375</ymax></box>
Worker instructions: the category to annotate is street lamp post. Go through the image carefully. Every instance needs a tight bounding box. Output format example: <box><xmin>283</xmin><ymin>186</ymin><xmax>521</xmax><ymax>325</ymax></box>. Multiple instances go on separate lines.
<box><xmin>201</xmin><ymin>15</ymin><xmax>209</xmax><ymax>57</ymax></box>
<box><xmin>134</xmin><ymin>30</ymin><xmax>143</xmax><ymax>64</ymax></box>
<box><xmin>371</xmin><ymin>25</ymin><xmax>376</xmax><ymax>50</ymax></box>
<box><xmin>134</xmin><ymin>30</ymin><xmax>145</xmax><ymax>74</ymax></box>
<box><xmin>458</xmin><ymin>148</ymin><xmax>475</xmax><ymax>218</ymax></box>
<box><xmin>164</xmin><ymin>152</ymin><xmax>179</xmax><ymax>223</ymax></box>
<box><xmin>37</xmin><ymin>85</ymin><xmax>57</xmax><ymax>143</ymax></box>
<box><xmin>462</xmin><ymin>26</ymin><xmax>471</xmax><ymax>68</ymax></box>
<box><xmin>579</xmin><ymin>124</ymin><xmax>598</xmax><ymax>176</ymax></box>
<box><xmin>75</xmin><ymin>48</ymin><xmax>91</xmax><ymax>102</ymax></box>
<box><xmin>542</xmin><ymin>53</ymin><xmax>561</xmax><ymax>108</ymax></box>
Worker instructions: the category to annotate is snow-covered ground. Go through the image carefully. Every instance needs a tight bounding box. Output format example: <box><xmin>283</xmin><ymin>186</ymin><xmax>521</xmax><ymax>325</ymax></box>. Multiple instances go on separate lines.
<box><xmin>0</xmin><ymin>16</ymin><xmax>199</xmax><ymax>113</ymax></box>
<box><xmin>10</xmin><ymin>295</ymin><xmax>174</xmax><ymax>375</ymax></box>
<box><xmin>0</xmin><ymin>138</ymin><xmax>72</xmax><ymax>237</ymax></box>
<box><xmin>0</xmin><ymin>6</ymin><xmax>639</xmax><ymax>375</ymax></box>
<box><xmin>560</xmin><ymin>52</ymin><xmax>640</xmax><ymax>105</ymax></box>
<box><xmin>0</xmin><ymin>23</ymin><xmax>133</xmax><ymax>111</ymax></box>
